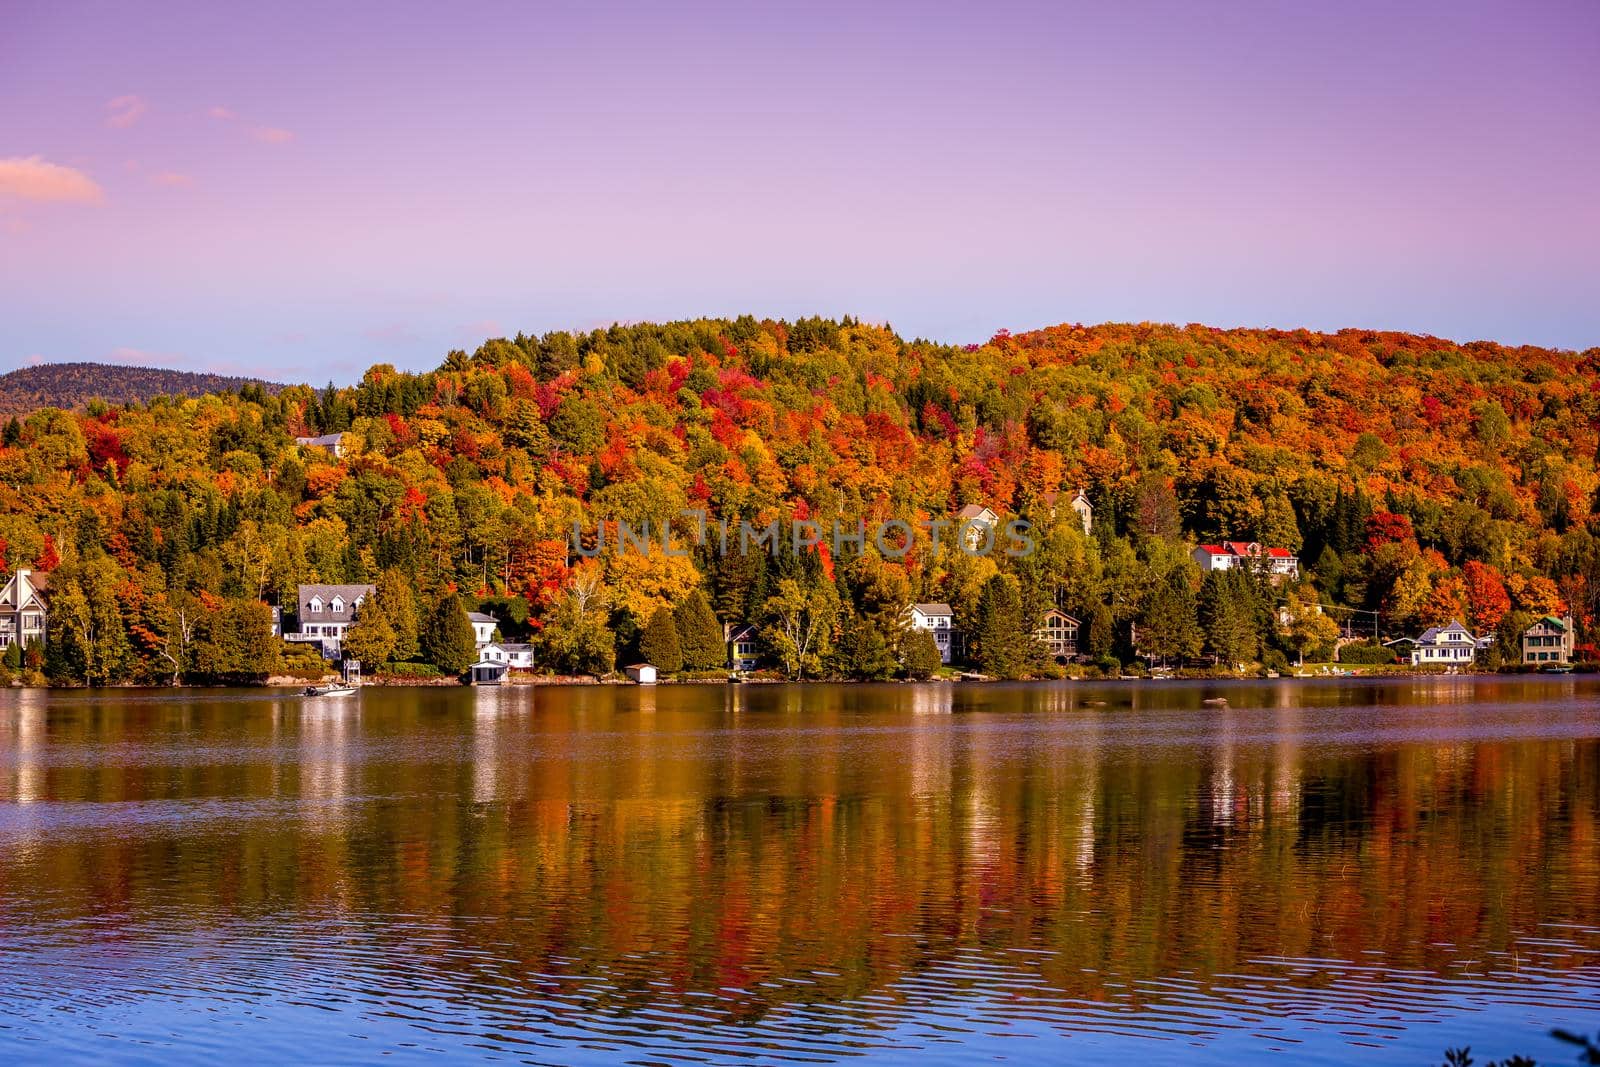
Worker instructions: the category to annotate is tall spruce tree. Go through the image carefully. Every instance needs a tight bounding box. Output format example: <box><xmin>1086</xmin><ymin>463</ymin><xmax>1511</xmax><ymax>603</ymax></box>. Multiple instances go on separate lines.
<box><xmin>1139</xmin><ymin>569</ymin><xmax>1202</xmax><ymax>666</ymax></box>
<box><xmin>973</xmin><ymin>574</ymin><xmax>1033</xmax><ymax>679</ymax></box>
<box><xmin>1199</xmin><ymin>570</ymin><xmax>1261</xmax><ymax>667</ymax></box>
<box><xmin>422</xmin><ymin>593</ymin><xmax>477</xmax><ymax>674</ymax></box>
<box><xmin>638</xmin><ymin>606</ymin><xmax>683</xmax><ymax>673</ymax></box>
<box><xmin>673</xmin><ymin>590</ymin><xmax>725</xmax><ymax>670</ymax></box>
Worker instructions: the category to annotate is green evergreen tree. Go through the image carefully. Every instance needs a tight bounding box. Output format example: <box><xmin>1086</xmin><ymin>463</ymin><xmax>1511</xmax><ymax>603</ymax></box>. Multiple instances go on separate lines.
<box><xmin>1200</xmin><ymin>570</ymin><xmax>1261</xmax><ymax>667</ymax></box>
<box><xmin>972</xmin><ymin>574</ymin><xmax>1033</xmax><ymax>679</ymax></box>
<box><xmin>422</xmin><ymin>593</ymin><xmax>477</xmax><ymax>674</ymax></box>
<box><xmin>673</xmin><ymin>589</ymin><xmax>725</xmax><ymax>670</ymax></box>
<box><xmin>901</xmin><ymin>628</ymin><xmax>942</xmax><ymax>680</ymax></box>
<box><xmin>638</xmin><ymin>606</ymin><xmax>683</xmax><ymax>673</ymax></box>
<box><xmin>837</xmin><ymin>608</ymin><xmax>898</xmax><ymax>680</ymax></box>
<box><xmin>1086</xmin><ymin>602</ymin><xmax>1115</xmax><ymax>658</ymax></box>
<box><xmin>376</xmin><ymin>568</ymin><xmax>420</xmax><ymax>660</ymax></box>
<box><xmin>1139</xmin><ymin>569</ymin><xmax>1202</xmax><ymax>666</ymax></box>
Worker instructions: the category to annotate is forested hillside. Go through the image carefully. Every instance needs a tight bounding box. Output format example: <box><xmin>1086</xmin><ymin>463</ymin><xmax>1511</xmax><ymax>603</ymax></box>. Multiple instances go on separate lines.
<box><xmin>3</xmin><ymin>317</ymin><xmax>1596</xmax><ymax>684</ymax></box>
<box><xmin>0</xmin><ymin>362</ymin><xmax>284</xmax><ymax>415</ymax></box>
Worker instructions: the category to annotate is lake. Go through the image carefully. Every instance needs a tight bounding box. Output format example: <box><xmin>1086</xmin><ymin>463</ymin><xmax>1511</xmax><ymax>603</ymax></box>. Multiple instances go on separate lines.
<box><xmin>1</xmin><ymin>678</ymin><xmax>1597</xmax><ymax>1065</ymax></box>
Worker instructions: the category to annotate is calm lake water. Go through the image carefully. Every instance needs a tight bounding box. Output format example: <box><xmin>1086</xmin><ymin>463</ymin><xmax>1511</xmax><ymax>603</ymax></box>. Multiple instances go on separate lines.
<box><xmin>1</xmin><ymin>678</ymin><xmax>1598</xmax><ymax>1065</ymax></box>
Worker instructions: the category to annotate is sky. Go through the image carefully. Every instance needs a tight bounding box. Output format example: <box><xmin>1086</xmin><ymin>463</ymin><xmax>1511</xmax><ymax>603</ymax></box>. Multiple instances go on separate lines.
<box><xmin>1</xmin><ymin>0</ymin><xmax>1597</xmax><ymax>381</ymax></box>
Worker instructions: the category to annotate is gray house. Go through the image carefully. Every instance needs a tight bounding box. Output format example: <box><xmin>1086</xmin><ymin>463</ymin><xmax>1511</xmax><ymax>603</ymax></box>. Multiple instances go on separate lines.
<box><xmin>285</xmin><ymin>583</ymin><xmax>376</xmax><ymax>659</ymax></box>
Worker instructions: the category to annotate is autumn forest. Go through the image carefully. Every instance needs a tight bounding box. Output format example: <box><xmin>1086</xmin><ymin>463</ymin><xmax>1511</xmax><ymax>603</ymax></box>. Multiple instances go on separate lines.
<box><xmin>3</xmin><ymin>316</ymin><xmax>1597</xmax><ymax>686</ymax></box>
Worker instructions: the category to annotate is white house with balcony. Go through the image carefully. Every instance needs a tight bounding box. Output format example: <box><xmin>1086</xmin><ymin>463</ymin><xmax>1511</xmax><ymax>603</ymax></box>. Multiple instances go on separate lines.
<box><xmin>285</xmin><ymin>583</ymin><xmax>375</xmax><ymax>659</ymax></box>
<box><xmin>906</xmin><ymin>602</ymin><xmax>956</xmax><ymax>664</ymax></box>
<box><xmin>0</xmin><ymin>568</ymin><xmax>49</xmax><ymax>651</ymax></box>
<box><xmin>1410</xmin><ymin>619</ymin><xmax>1487</xmax><ymax>666</ymax></box>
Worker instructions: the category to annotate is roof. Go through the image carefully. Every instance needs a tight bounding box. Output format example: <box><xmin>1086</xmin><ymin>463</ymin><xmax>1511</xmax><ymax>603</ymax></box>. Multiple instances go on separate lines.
<box><xmin>296</xmin><ymin>584</ymin><xmax>374</xmax><ymax>623</ymax></box>
<box><xmin>1039</xmin><ymin>608</ymin><xmax>1080</xmax><ymax>623</ymax></box>
<box><xmin>295</xmin><ymin>433</ymin><xmax>345</xmax><ymax>447</ymax></box>
<box><xmin>1417</xmin><ymin>619</ymin><xmax>1476</xmax><ymax>644</ymax></box>
<box><xmin>909</xmin><ymin>602</ymin><xmax>953</xmax><ymax>617</ymax></box>
<box><xmin>727</xmin><ymin>623</ymin><xmax>757</xmax><ymax>642</ymax></box>
<box><xmin>487</xmin><ymin>642</ymin><xmax>533</xmax><ymax>652</ymax></box>
<box><xmin>0</xmin><ymin>569</ymin><xmax>49</xmax><ymax>611</ymax></box>
<box><xmin>1530</xmin><ymin>615</ymin><xmax>1570</xmax><ymax>633</ymax></box>
<box><xmin>466</xmin><ymin>611</ymin><xmax>498</xmax><ymax>624</ymax></box>
<box><xmin>955</xmin><ymin>504</ymin><xmax>994</xmax><ymax>521</ymax></box>
<box><xmin>1196</xmin><ymin>541</ymin><xmax>1295</xmax><ymax>559</ymax></box>
<box><xmin>626</xmin><ymin>663</ymin><xmax>656</xmax><ymax>670</ymax></box>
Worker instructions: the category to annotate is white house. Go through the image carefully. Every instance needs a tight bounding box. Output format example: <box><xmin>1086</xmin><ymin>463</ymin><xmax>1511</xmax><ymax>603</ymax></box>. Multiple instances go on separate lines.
<box><xmin>1193</xmin><ymin>541</ymin><xmax>1300</xmax><ymax>581</ymax></box>
<box><xmin>955</xmin><ymin>504</ymin><xmax>998</xmax><ymax>552</ymax></box>
<box><xmin>907</xmin><ymin>602</ymin><xmax>955</xmax><ymax>664</ymax></box>
<box><xmin>294</xmin><ymin>432</ymin><xmax>347</xmax><ymax>458</ymax></box>
<box><xmin>466</xmin><ymin>611</ymin><xmax>499</xmax><ymax>648</ymax></box>
<box><xmin>480</xmin><ymin>641</ymin><xmax>534</xmax><ymax>669</ymax></box>
<box><xmin>625</xmin><ymin>663</ymin><xmax>657</xmax><ymax>685</ymax></box>
<box><xmin>1068</xmin><ymin>489</ymin><xmax>1092</xmax><ymax>535</ymax></box>
<box><xmin>0</xmin><ymin>568</ymin><xmax>49</xmax><ymax>650</ymax></box>
<box><xmin>1410</xmin><ymin>619</ymin><xmax>1486</xmax><ymax>666</ymax></box>
<box><xmin>286</xmin><ymin>583</ymin><xmax>375</xmax><ymax>659</ymax></box>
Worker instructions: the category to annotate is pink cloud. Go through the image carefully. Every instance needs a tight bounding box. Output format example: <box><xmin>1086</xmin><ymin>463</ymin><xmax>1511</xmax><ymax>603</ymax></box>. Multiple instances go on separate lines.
<box><xmin>149</xmin><ymin>171</ymin><xmax>195</xmax><ymax>189</ymax></box>
<box><xmin>207</xmin><ymin>105</ymin><xmax>237</xmax><ymax>121</ymax></box>
<box><xmin>0</xmin><ymin>156</ymin><xmax>104</xmax><ymax>204</ymax></box>
<box><xmin>464</xmin><ymin>319</ymin><xmax>502</xmax><ymax>337</ymax></box>
<box><xmin>252</xmin><ymin>126</ymin><xmax>295</xmax><ymax>144</ymax></box>
<box><xmin>105</xmin><ymin>94</ymin><xmax>148</xmax><ymax>128</ymax></box>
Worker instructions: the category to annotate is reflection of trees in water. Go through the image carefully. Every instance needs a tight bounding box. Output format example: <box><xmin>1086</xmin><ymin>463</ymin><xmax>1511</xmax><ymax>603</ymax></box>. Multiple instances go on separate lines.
<box><xmin>0</xmin><ymin>685</ymin><xmax>1597</xmax><ymax>1026</ymax></box>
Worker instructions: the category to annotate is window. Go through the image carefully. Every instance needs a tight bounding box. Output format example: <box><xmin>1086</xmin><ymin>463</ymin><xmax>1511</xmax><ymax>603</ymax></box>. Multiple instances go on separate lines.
<box><xmin>309</xmin><ymin>597</ymin><xmax>323</xmax><ymax>613</ymax></box>
<box><xmin>331</xmin><ymin>596</ymin><xmax>345</xmax><ymax>613</ymax></box>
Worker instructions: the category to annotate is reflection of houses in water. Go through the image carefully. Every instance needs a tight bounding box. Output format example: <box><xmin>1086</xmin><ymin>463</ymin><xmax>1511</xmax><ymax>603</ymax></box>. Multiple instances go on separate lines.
<box><xmin>1271</xmin><ymin>699</ymin><xmax>1303</xmax><ymax>819</ymax></box>
<box><xmin>473</xmin><ymin>686</ymin><xmax>508</xmax><ymax>803</ymax></box>
<box><xmin>909</xmin><ymin>694</ymin><xmax>954</xmax><ymax>798</ymax></box>
<box><xmin>1</xmin><ymin>690</ymin><xmax>48</xmax><ymax>806</ymax></box>
<box><xmin>910</xmin><ymin>683</ymin><xmax>952</xmax><ymax>716</ymax></box>
<box><xmin>299</xmin><ymin>699</ymin><xmax>357</xmax><ymax>829</ymax></box>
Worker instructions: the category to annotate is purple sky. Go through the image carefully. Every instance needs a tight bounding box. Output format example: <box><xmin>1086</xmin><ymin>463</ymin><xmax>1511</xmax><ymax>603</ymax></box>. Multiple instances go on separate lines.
<box><xmin>2</xmin><ymin>0</ymin><xmax>1597</xmax><ymax>381</ymax></box>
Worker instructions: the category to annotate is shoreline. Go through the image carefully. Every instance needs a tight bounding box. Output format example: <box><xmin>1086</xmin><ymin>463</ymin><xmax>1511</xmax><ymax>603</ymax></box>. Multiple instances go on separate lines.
<box><xmin>9</xmin><ymin>668</ymin><xmax>1591</xmax><ymax>692</ymax></box>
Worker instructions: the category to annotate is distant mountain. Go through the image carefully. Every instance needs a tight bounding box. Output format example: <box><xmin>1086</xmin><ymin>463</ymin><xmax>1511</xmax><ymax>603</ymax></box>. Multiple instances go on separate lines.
<box><xmin>0</xmin><ymin>362</ymin><xmax>286</xmax><ymax>415</ymax></box>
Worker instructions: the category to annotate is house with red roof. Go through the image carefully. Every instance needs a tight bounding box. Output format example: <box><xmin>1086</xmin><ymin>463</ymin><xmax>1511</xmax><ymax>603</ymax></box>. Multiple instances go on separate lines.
<box><xmin>1192</xmin><ymin>541</ymin><xmax>1299</xmax><ymax>581</ymax></box>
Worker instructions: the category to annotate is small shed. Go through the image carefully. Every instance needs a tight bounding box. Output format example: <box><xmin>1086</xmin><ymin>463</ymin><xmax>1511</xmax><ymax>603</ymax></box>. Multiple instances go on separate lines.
<box><xmin>468</xmin><ymin>660</ymin><xmax>508</xmax><ymax>686</ymax></box>
<box><xmin>625</xmin><ymin>663</ymin><xmax>657</xmax><ymax>685</ymax></box>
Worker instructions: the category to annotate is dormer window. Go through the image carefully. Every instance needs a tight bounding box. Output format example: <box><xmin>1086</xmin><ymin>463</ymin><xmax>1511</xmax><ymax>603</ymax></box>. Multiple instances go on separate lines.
<box><xmin>309</xmin><ymin>597</ymin><xmax>323</xmax><ymax>613</ymax></box>
<box><xmin>354</xmin><ymin>595</ymin><xmax>365</xmax><ymax>610</ymax></box>
<box><xmin>331</xmin><ymin>596</ymin><xmax>345</xmax><ymax>613</ymax></box>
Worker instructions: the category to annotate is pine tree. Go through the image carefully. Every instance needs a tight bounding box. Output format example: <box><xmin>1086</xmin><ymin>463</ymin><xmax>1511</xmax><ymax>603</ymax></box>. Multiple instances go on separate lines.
<box><xmin>1086</xmin><ymin>602</ymin><xmax>1115</xmax><ymax>658</ymax></box>
<box><xmin>1139</xmin><ymin>569</ymin><xmax>1202</xmax><ymax>666</ymax></box>
<box><xmin>901</xmin><ymin>628</ymin><xmax>942</xmax><ymax>679</ymax></box>
<box><xmin>422</xmin><ymin>593</ymin><xmax>477</xmax><ymax>674</ymax></box>
<box><xmin>973</xmin><ymin>574</ymin><xmax>1033</xmax><ymax>679</ymax></box>
<box><xmin>673</xmin><ymin>590</ymin><xmax>725</xmax><ymax>670</ymax></box>
<box><xmin>638</xmin><ymin>606</ymin><xmax>683</xmax><ymax>673</ymax></box>
<box><xmin>1200</xmin><ymin>570</ymin><xmax>1261</xmax><ymax>667</ymax></box>
<box><xmin>837</xmin><ymin>609</ymin><xmax>898</xmax><ymax>680</ymax></box>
